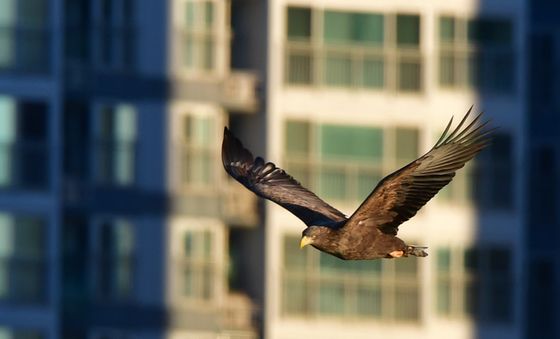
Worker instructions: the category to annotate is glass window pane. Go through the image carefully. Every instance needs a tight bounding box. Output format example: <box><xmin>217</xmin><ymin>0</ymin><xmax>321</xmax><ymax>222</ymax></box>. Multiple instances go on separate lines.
<box><xmin>320</xmin><ymin>125</ymin><xmax>383</xmax><ymax>161</ymax></box>
<box><xmin>287</xmin><ymin>7</ymin><xmax>311</xmax><ymax>40</ymax></box>
<box><xmin>286</xmin><ymin>50</ymin><xmax>312</xmax><ymax>84</ymax></box>
<box><xmin>319</xmin><ymin>282</ymin><xmax>345</xmax><ymax>315</ymax></box>
<box><xmin>439</xmin><ymin>53</ymin><xmax>456</xmax><ymax>86</ymax></box>
<box><xmin>19</xmin><ymin>0</ymin><xmax>48</xmax><ymax>28</ymax></box>
<box><xmin>324</xmin><ymin>11</ymin><xmax>384</xmax><ymax>45</ymax></box>
<box><xmin>363</xmin><ymin>57</ymin><xmax>384</xmax><ymax>88</ymax></box>
<box><xmin>396</xmin><ymin>128</ymin><xmax>419</xmax><ymax>163</ymax></box>
<box><xmin>437</xmin><ymin>279</ymin><xmax>451</xmax><ymax>314</ymax></box>
<box><xmin>204</xmin><ymin>1</ymin><xmax>214</xmax><ymax>28</ymax></box>
<box><xmin>282</xmin><ymin>276</ymin><xmax>309</xmax><ymax>314</ymax></box>
<box><xmin>398</xmin><ymin>60</ymin><xmax>421</xmax><ymax>91</ymax></box>
<box><xmin>356</xmin><ymin>285</ymin><xmax>382</xmax><ymax>316</ymax></box>
<box><xmin>319</xmin><ymin>166</ymin><xmax>346</xmax><ymax>200</ymax></box>
<box><xmin>114</xmin><ymin>104</ymin><xmax>136</xmax><ymax>141</ymax></box>
<box><xmin>437</xmin><ymin>248</ymin><xmax>451</xmax><ymax>272</ymax></box>
<box><xmin>0</xmin><ymin>30</ymin><xmax>14</xmax><ymax>68</ymax></box>
<box><xmin>283</xmin><ymin>236</ymin><xmax>307</xmax><ymax>270</ymax></box>
<box><xmin>397</xmin><ymin>15</ymin><xmax>420</xmax><ymax>47</ymax></box>
<box><xmin>395</xmin><ymin>286</ymin><xmax>419</xmax><ymax>320</ymax></box>
<box><xmin>0</xmin><ymin>0</ymin><xmax>15</xmax><ymax>26</ymax></box>
<box><xmin>285</xmin><ymin>121</ymin><xmax>310</xmax><ymax>155</ymax></box>
<box><xmin>185</xmin><ymin>1</ymin><xmax>195</xmax><ymax>28</ymax></box>
<box><xmin>439</xmin><ymin>17</ymin><xmax>455</xmax><ymax>43</ymax></box>
<box><xmin>324</xmin><ymin>54</ymin><xmax>352</xmax><ymax>87</ymax></box>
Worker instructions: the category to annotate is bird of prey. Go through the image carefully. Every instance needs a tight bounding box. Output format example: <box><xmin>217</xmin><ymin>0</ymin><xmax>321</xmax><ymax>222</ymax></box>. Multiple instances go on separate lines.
<box><xmin>222</xmin><ymin>108</ymin><xmax>493</xmax><ymax>260</ymax></box>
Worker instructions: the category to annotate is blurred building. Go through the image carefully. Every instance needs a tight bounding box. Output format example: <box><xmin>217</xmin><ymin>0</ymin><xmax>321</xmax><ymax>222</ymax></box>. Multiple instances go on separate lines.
<box><xmin>526</xmin><ymin>1</ymin><xmax>560</xmax><ymax>338</ymax></box>
<box><xmin>0</xmin><ymin>0</ymin><xmax>530</xmax><ymax>339</ymax></box>
<box><xmin>231</xmin><ymin>0</ymin><xmax>525</xmax><ymax>339</ymax></box>
<box><xmin>0</xmin><ymin>0</ymin><xmax>259</xmax><ymax>338</ymax></box>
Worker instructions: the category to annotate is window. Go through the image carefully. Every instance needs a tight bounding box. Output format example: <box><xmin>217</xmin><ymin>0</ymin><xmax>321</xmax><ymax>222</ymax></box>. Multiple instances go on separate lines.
<box><xmin>284</xmin><ymin>120</ymin><xmax>419</xmax><ymax>203</ymax></box>
<box><xmin>181</xmin><ymin>0</ymin><xmax>217</xmax><ymax>72</ymax></box>
<box><xmin>282</xmin><ymin>235</ymin><xmax>420</xmax><ymax>320</ymax></box>
<box><xmin>96</xmin><ymin>104</ymin><xmax>137</xmax><ymax>186</ymax></box>
<box><xmin>437</xmin><ymin>132</ymin><xmax>513</xmax><ymax>210</ymax></box>
<box><xmin>0</xmin><ymin>327</ymin><xmax>44</xmax><ymax>339</ymax></box>
<box><xmin>0</xmin><ymin>213</ymin><xmax>46</xmax><ymax>304</ymax></box>
<box><xmin>435</xmin><ymin>246</ymin><xmax>513</xmax><ymax>323</ymax></box>
<box><xmin>285</xmin><ymin>7</ymin><xmax>422</xmax><ymax>92</ymax></box>
<box><xmin>438</xmin><ymin>16</ymin><xmax>514</xmax><ymax>94</ymax></box>
<box><xmin>97</xmin><ymin>219</ymin><xmax>135</xmax><ymax>301</ymax></box>
<box><xmin>179</xmin><ymin>229</ymin><xmax>216</xmax><ymax>301</ymax></box>
<box><xmin>95</xmin><ymin>0</ymin><xmax>135</xmax><ymax>70</ymax></box>
<box><xmin>180</xmin><ymin>114</ymin><xmax>218</xmax><ymax>187</ymax></box>
<box><xmin>0</xmin><ymin>0</ymin><xmax>50</xmax><ymax>74</ymax></box>
<box><xmin>0</xmin><ymin>96</ymin><xmax>49</xmax><ymax>191</ymax></box>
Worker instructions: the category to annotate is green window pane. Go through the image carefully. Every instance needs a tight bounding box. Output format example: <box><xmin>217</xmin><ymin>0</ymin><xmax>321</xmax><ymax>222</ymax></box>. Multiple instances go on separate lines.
<box><xmin>439</xmin><ymin>53</ymin><xmax>455</xmax><ymax>86</ymax></box>
<box><xmin>282</xmin><ymin>277</ymin><xmax>309</xmax><ymax>314</ymax></box>
<box><xmin>19</xmin><ymin>0</ymin><xmax>47</xmax><ymax>28</ymax></box>
<box><xmin>0</xmin><ymin>30</ymin><xmax>14</xmax><ymax>68</ymax></box>
<box><xmin>436</xmin><ymin>279</ymin><xmax>451</xmax><ymax>314</ymax></box>
<box><xmin>439</xmin><ymin>17</ymin><xmax>455</xmax><ymax>43</ymax></box>
<box><xmin>319</xmin><ymin>166</ymin><xmax>346</xmax><ymax>200</ymax></box>
<box><xmin>357</xmin><ymin>170</ymin><xmax>381</xmax><ymax>201</ymax></box>
<box><xmin>437</xmin><ymin>248</ymin><xmax>451</xmax><ymax>272</ymax></box>
<box><xmin>283</xmin><ymin>236</ymin><xmax>307</xmax><ymax>269</ymax></box>
<box><xmin>286</xmin><ymin>51</ymin><xmax>312</xmax><ymax>84</ymax></box>
<box><xmin>356</xmin><ymin>285</ymin><xmax>382</xmax><ymax>316</ymax></box>
<box><xmin>394</xmin><ymin>286</ymin><xmax>419</xmax><ymax>320</ymax></box>
<box><xmin>320</xmin><ymin>125</ymin><xmax>383</xmax><ymax>161</ymax></box>
<box><xmin>287</xmin><ymin>7</ymin><xmax>311</xmax><ymax>40</ymax></box>
<box><xmin>0</xmin><ymin>97</ymin><xmax>15</xmax><ymax>187</ymax></box>
<box><xmin>363</xmin><ymin>57</ymin><xmax>384</xmax><ymax>88</ymax></box>
<box><xmin>204</xmin><ymin>1</ymin><xmax>214</xmax><ymax>28</ymax></box>
<box><xmin>396</xmin><ymin>128</ymin><xmax>419</xmax><ymax>163</ymax></box>
<box><xmin>185</xmin><ymin>1</ymin><xmax>195</xmax><ymax>28</ymax></box>
<box><xmin>324</xmin><ymin>11</ymin><xmax>384</xmax><ymax>45</ymax></box>
<box><xmin>0</xmin><ymin>0</ymin><xmax>15</xmax><ymax>26</ymax></box>
<box><xmin>324</xmin><ymin>11</ymin><xmax>352</xmax><ymax>44</ymax></box>
<box><xmin>397</xmin><ymin>15</ymin><xmax>420</xmax><ymax>47</ymax></box>
<box><xmin>395</xmin><ymin>257</ymin><xmax>418</xmax><ymax>276</ymax></box>
<box><xmin>319</xmin><ymin>282</ymin><xmax>345</xmax><ymax>315</ymax></box>
<box><xmin>398</xmin><ymin>60</ymin><xmax>422</xmax><ymax>91</ymax></box>
<box><xmin>324</xmin><ymin>54</ymin><xmax>352</xmax><ymax>87</ymax></box>
<box><xmin>285</xmin><ymin>121</ymin><xmax>310</xmax><ymax>155</ymax></box>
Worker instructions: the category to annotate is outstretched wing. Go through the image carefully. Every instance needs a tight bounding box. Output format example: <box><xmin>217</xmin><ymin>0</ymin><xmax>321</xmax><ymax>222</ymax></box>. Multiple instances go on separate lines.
<box><xmin>346</xmin><ymin>108</ymin><xmax>494</xmax><ymax>235</ymax></box>
<box><xmin>222</xmin><ymin>127</ymin><xmax>347</xmax><ymax>227</ymax></box>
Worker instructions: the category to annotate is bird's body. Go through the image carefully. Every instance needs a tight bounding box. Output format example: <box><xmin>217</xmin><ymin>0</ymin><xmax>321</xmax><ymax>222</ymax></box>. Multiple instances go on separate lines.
<box><xmin>222</xmin><ymin>108</ymin><xmax>493</xmax><ymax>260</ymax></box>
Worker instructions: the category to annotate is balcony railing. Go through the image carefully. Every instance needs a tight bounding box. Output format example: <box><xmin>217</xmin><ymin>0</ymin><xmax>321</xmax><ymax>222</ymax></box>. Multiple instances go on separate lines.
<box><xmin>285</xmin><ymin>42</ymin><xmax>422</xmax><ymax>92</ymax></box>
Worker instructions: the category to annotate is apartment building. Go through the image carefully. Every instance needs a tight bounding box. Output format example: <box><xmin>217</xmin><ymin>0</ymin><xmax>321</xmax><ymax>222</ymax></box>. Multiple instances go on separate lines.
<box><xmin>231</xmin><ymin>0</ymin><xmax>526</xmax><ymax>338</ymax></box>
<box><xmin>1</xmin><ymin>0</ymin><xmax>259</xmax><ymax>338</ymax></box>
<box><xmin>0</xmin><ymin>0</ymin><xmax>534</xmax><ymax>338</ymax></box>
<box><xmin>525</xmin><ymin>1</ymin><xmax>560</xmax><ymax>338</ymax></box>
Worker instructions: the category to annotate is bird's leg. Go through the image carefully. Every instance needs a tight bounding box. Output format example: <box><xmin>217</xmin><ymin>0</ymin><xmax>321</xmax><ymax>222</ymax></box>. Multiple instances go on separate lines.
<box><xmin>406</xmin><ymin>245</ymin><xmax>429</xmax><ymax>257</ymax></box>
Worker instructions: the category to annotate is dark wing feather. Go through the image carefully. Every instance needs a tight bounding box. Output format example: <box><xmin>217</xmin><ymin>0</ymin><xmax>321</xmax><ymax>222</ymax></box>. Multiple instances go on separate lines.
<box><xmin>346</xmin><ymin>107</ymin><xmax>494</xmax><ymax>235</ymax></box>
<box><xmin>222</xmin><ymin>127</ymin><xmax>347</xmax><ymax>227</ymax></box>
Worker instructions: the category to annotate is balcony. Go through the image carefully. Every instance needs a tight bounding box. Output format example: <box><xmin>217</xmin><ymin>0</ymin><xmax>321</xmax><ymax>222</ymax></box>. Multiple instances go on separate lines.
<box><xmin>285</xmin><ymin>42</ymin><xmax>422</xmax><ymax>92</ymax></box>
<box><xmin>170</xmin><ymin>70</ymin><xmax>259</xmax><ymax>113</ymax></box>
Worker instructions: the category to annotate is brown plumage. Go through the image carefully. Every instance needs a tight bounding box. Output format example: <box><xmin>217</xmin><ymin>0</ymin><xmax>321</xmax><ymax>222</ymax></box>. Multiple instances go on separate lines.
<box><xmin>222</xmin><ymin>108</ymin><xmax>494</xmax><ymax>260</ymax></box>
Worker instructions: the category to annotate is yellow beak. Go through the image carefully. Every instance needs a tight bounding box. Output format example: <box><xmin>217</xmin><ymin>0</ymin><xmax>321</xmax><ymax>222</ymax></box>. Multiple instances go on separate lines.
<box><xmin>300</xmin><ymin>236</ymin><xmax>313</xmax><ymax>249</ymax></box>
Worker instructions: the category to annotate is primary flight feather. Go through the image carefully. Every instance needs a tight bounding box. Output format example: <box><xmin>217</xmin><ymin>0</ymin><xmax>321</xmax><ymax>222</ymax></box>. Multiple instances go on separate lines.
<box><xmin>222</xmin><ymin>108</ymin><xmax>494</xmax><ymax>260</ymax></box>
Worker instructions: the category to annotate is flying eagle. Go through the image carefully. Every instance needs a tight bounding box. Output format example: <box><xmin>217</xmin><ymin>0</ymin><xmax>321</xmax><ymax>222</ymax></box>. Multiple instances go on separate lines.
<box><xmin>222</xmin><ymin>108</ymin><xmax>493</xmax><ymax>260</ymax></box>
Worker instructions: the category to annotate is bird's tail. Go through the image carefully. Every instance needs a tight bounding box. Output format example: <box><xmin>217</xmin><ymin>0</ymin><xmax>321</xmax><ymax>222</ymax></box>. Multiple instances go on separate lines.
<box><xmin>406</xmin><ymin>245</ymin><xmax>428</xmax><ymax>257</ymax></box>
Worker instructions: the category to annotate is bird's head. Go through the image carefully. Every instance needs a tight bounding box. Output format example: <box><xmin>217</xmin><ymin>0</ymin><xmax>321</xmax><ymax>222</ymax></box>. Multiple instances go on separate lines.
<box><xmin>300</xmin><ymin>226</ymin><xmax>333</xmax><ymax>249</ymax></box>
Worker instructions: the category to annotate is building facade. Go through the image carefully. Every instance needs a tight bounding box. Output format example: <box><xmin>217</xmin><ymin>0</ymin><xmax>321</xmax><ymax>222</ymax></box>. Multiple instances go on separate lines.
<box><xmin>231</xmin><ymin>0</ymin><xmax>526</xmax><ymax>338</ymax></box>
<box><xmin>0</xmin><ymin>0</ymin><xmax>532</xmax><ymax>339</ymax></box>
